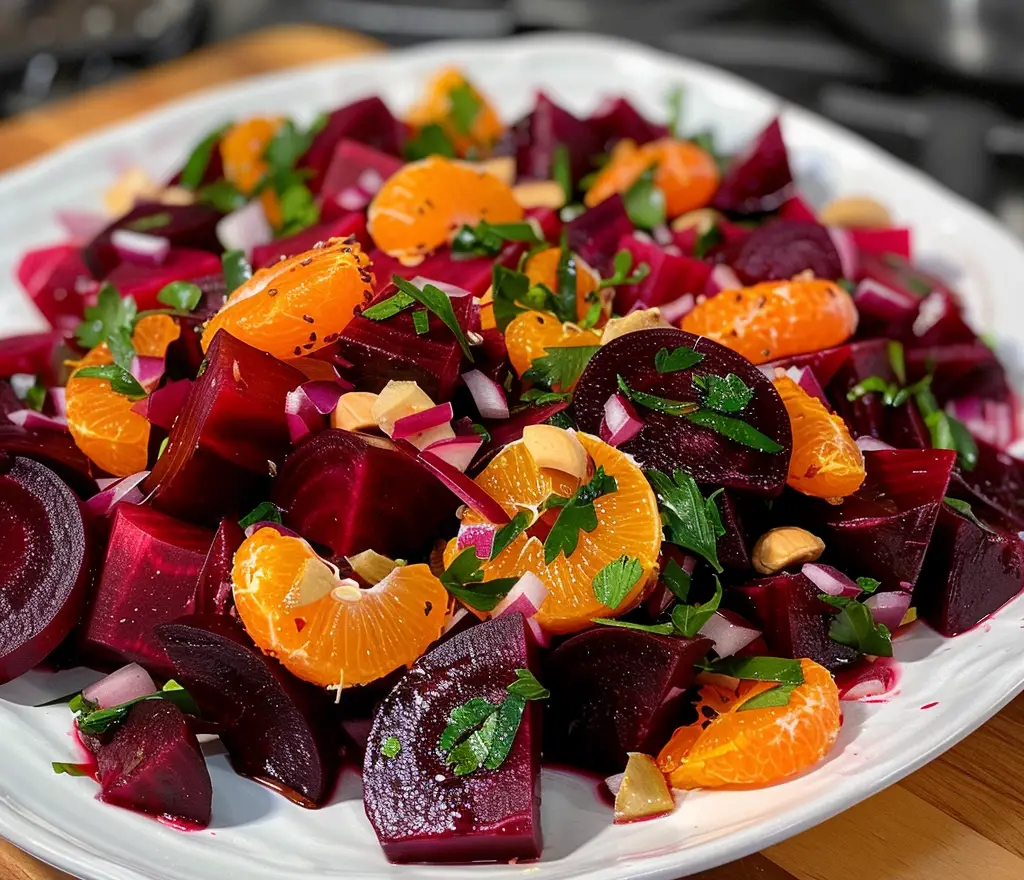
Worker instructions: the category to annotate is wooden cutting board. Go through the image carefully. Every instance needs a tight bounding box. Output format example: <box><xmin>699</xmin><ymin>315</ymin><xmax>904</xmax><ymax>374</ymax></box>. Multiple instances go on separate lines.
<box><xmin>2</xmin><ymin>22</ymin><xmax>1024</xmax><ymax>880</ymax></box>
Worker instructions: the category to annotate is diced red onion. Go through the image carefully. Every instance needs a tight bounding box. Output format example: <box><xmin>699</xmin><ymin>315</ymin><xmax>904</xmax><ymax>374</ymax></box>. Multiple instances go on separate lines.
<box><xmin>419</xmin><ymin>449</ymin><xmax>511</xmax><ymax>524</ymax></box>
<box><xmin>600</xmin><ymin>392</ymin><xmax>644</xmax><ymax>447</ymax></box>
<box><xmin>392</xmin><ymin>402</ymin><xmax>454</xmax><ymax>440</ymax></box>
<box><xmin>56</xmin><ymin>209</ymin><xmax>109</xmax><ymax>244</ymax></box>
<box><xmin>802</xmin><ymin>563</ymin><xmax>863</xmax><ymax>598</ymax></box>
<box><xmin>850</xmin><ymin>227</ymin><xmax>912</xmax><ymax>261</ymax></box>
<box><xmin>424</xmin><ymin>435</ymin><xmax>483</xmax><ymax>473</ymax></box>
<box><xmin>838</xmin><ymin>660</ymin><xmax>899</xmax><ymax>702</ymax></box>
<box><xmin>864</xmin><ymin>591</ymin><xmax>912</xmax><ymax>631</ymax></box>
<box><xmin>6</xmin><ymin>409</ymin><xmax>68</xmax><ymax>432</ymax></box>
<box><xmin>785</xmin><ymin>366</ymin><xmax>829</xmax><ymax>408</ymax></box>
<box><xmin>652</xmin><ymin>224</ymin><xmax>674</xmax><ymax>246</ymax></box>
<box><xmin>827</xmin><ymin>227</ymin><xmax>858</xmax><ymax>280</ymax></box>
<box><xmin>705</xmin><ymin>264</ymin><xmax>741</xmax><ymax>296</ymax></box>
<box><xmin>855</xmin><ymin>435</ymin><xmax>895</xmax><ymax>452</ymax></box>
<box><xmin>463</xmin><ymin>370</ymin><xmax>509</xmax><ymax>420</ymax></box>
<box><xmin>285</xmin><ymin>387</ymin><xmax>325</xmax><ymax>445</ymax></box>
<box><xmin>698</xmin><ymin>610</ymin><xmax>761</xmax><ymax>659</ymax></box>
<box><xmin>129</xmin><ymin>355</ymin><xmax>166</xmax><ymax>392</ymax></box>
<box><xmin>457</xmin><ymin>522</ymin><xmax>497</xmax><ymax>558</ymax></box>
<box><xmin>493</xmin><ymin>571</ymin><xmax>548</xmax><ymax>619</ymax></box>
<box><xmin>658</xmin><ymin>293</ymin><xmax>695</xmax><ymax>324</ymax></box>
<box><xmin>409</xmin><ymin>277</ymin><xmax>472</xmax><ymax>299</ymax></box>
<box><xmin>82</xmin><ymin>663</ymin><xmax>157</xmax><ymax>709</ymax></box>
<box><xmin>110</xmin><ymin>229</ymin><xmax>170</xmax><ymax>266</ymax></box>
<box><xmin>216</xmin><ymin>200</ymin><xmax>273</xmax><ymax>258</ymax></box>
<box><xmin>605</xmin><ymin>772</ymin><xmax>624</xmax><ymax>797</ymax></box>
<box><xmin>299</xmin><ymin>380</ymin><xmax>347</xmax><ymax>416</ymax></box>
<box><xmin>947</xmin><ymin>396</ymin><xmax>1017</xmax><ymax>450</ymax></box>
<box><xmin>243</xmin><ymin>520</ymin><xmax>301</xmax><ymax>539</ymax></box>
<box><xmin>132</xmin><ymin>378</ymin><xmax>191</xmax><ymax>429</ymax></box>
<box><xmin>84</xmin><ymin>470</ymin><xmax>150</xmax><ymax>516</ymax></box>
<box><xmin>853</xmin><ymin>278</ymin><xmax>918</xmax><ymax>322</ymax></box>
<box><xmin>48</xmin><ymin>386</ymin><xmax>67</xmax><ymax>420</ymax></box>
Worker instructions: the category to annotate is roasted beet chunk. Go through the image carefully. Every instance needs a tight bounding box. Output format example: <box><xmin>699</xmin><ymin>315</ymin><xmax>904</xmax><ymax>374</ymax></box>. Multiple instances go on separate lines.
<box><xmin>712</xmin><ymin>118</ymin><xmax>793</xmax><ymax>215</ymax></box>
<box><xmin>731</xmin><ymin>220</ymin><xmax>842</xmax><ymax>284</ymax></box>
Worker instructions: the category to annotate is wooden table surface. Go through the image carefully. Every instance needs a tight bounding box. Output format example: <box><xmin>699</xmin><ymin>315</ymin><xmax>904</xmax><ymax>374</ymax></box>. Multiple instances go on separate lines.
<box><xmin>3</xmin><ymin>23</ymin><xmax>1024</xmax><ymax>880</ymax></box>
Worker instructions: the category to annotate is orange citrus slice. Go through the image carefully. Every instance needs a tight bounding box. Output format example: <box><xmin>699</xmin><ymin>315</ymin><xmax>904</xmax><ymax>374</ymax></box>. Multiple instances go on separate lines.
<box><xmin>585</xmin><ymin>138</ymin><xmax>720</xmax><ymax>218</ymax></box>
<box><xmin>774</xmin><ymin>375</ymin><xmax>865</xmax><ymax>499</ymax></box>
<box><xmin>443</xmin><ymin>432</ymin><xmax>662</xmax><ymax>634</ymax></box>
<box><xmin>523</xmin><ymin>246</ymin><xmax>606</xmax><ymax>325</ymax></box>
<box><xmin>405</xmin><ymin>68</ymin><xmax>504</xmax><ymax>156</ymax></box>
<box><xmin>367</xmin><ymin>156</ymin><xmax>523</xmax><ymax>264</ymax></box>
<box><xmin>680</xmin><ymin>278</ymin><xmax>858</xmax><ymax>365</ymax></box>
<box><xmin>65</xmin><ymin>314</ymin><xmax>181</xmax><ymax>477</ymax></box>
<box><xmin>504</xmin><ymin>311</ymin><xmax>602</xmax><ymax>381</ymax></box>
<box><xmin>201</xmin><ymin>238</ymin><xmax>374</xmax><ymax>360</ymax></box>
<box><xmin>220</xmin><ymin>117</ymin><xmax>285</xmax><ymax>229</ymax></box>
<box><xmin>232</xmin><ymin>527</ymin><xmax>448</xmax><ymax>689</ymax></box>
<box><xmin>657</xmin><ymin>659</ymin><xmax>841</xmax><ymax>789</ymax></box>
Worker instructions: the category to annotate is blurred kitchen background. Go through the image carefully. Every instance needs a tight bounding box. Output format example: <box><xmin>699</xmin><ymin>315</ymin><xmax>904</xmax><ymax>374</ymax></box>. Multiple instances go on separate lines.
<box><xmin>5</xmin><ymin>0</ymin><xmax>1024</xmax><ymax>234</ymax></box>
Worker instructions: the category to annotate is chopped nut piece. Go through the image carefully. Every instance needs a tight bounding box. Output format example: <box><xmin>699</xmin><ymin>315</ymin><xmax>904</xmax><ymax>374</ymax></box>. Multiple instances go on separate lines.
<box><xmin>296</xmin><ymin>555</ymin><xmax>344</xmax><ymax>605</ymax></box>
<box><xmin>522</xmin><ymin>425</ymin><xmax>588</xmax><ymax>480</ymax></box>
<box><xmin>347</xmin><ymin>549</ymin><xmax>399</xmax><ymax>585</ymax></box>
<box><xmin>600</xmin><ymin>308</ymin><xmax>670</xmax><ymax>345</ymax></box>
<box><xmin>614</xmin><ymin>753</ymin><xmax>676</xmax><ymax>824</ymax></box>
<box><xmin>818</xmin><ymin>196</ymin><xmax>892</xmax><ymax>229</ymax></box>
<box><xmin>332</xmin><ymin>391</ymin><xmax>379</xmax><ymax>432</ymax></box>
<box><xmin>370</xmin><ymin>380</ymin><xmax>453</xmax><ymax>449</ymax></box>
<box><xmin>475</xmin><ymin>156</ymin><xmax>516</xmax><ymax>185</ymax></box>
<box><xmin>752</xmin><ymin>526</ymin><xmax>825</xmax><ymax>575</ymax></box>
<box><xmin>512</xmin><ymin>180</ymin><xmax>566</xmax><ymax>210</ymax></box>
<box><xmin>670</xmin><ymin>207</ymin><xmax>724</xmax><ymax>235</ymax></box>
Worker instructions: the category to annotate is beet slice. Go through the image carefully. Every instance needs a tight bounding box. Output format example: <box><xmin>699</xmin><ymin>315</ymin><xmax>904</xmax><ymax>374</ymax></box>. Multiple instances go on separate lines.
<box><xmin>819</xmin><ymin>448</ymin><xmax>956</xmax><ymax>591</ymax></box>
<box><xmin>79</xmin><ymin>504</ymin><xmax>212</xmax><ymax>678</ymax></box>
<box><xmin>250</xmin><ymin>212</ymin><xmax>370</xmax><ymax>270</ymax></box>
<box><xmin>0</xmin><ymin>331</ymin><xmax>68</xmax><ymax>384</ymax></box>
<box><xmin>194</xmin><ymin>518</ymin><xmax>245</xmax><ymax>616</ymax></box>
<box><xmin>730</xmin><ymin>220</ymin><xmax>842</xmax><ymax>284</ymax></box>
<box><xmin>363</xmin><ymin>613</ymin><xmax>542</xmax><ymax>864</ymax></box>
<box><xmin>145</xmin><ymin>330</ymin><xmax>304</xmax><ymax>524</ymax></box>
<box><xmin>565</xmin><ymin>195</ymin><xmax>634</xmax><ymax>275</ymax></box>
<box><xmin>950</xmin><ymin>439</ymin><xmax>1024</xmax><ymax>530</ymax></box>
<box><xmin>573</xmin><ymin>328</ymin><xmax>792</xmax><ymax>495</ymax></box>
<box><xmin>83</xmin><ymin>202</ymin><xmax>224</xmax><ymax>279</ymax></box>
<box><xmin>320</xmin><ymin>139</ymin><xmax>404</xmax><ymax>217</ymax></box>
<box><xmin>17</xmin><ymin>244</ymin><xmax>97</xmax><ymax>332</ymax></box>
<box><xmin>732</xmin><ymin>572</ymin><xmax>859</xmax><ymax>671</ymax></box>
<box><xmin>0</xmin><ymin>457</ymin><xmax>92</xmax><ymax>683</ymax></box>
<box><xmin>916</xmin><ymin>504</ymin><xmax>1024</xmax><ymax>636</ymax></box>
<box><xmin>103</xmin><ymin>248</ymin><xmax>224</xmax><ymax>311</ymax></box>
<box><xmin>763</xmin><ymin>343</ymin><xmax>851</xmax><ymax>389</ymax></box>
<box><xmin>712</xmin><ymin>118</ymin><xmax>793</xmax><ymax>215</ymax></box>
<box><xmin>588</xmin><ymin>97</ymin><xmax>667</xmax><ymax>151</ymax></box>
<box><xmin>507</xmin><ymin>92</ymin><xmax>602</xmax><ymax>186</ymax></box>
<box><xmin>93</xmin><ymin>700</ymin><xmax>212</xmax><ymax>826</ymax></box>
<box><xmin>905</xmin><ymin>341</ymin><xmax>1008</xmax><ymax>403</ymax></box>
<box><xmin>163</xmin><ymin>274</ymin><xmax>227</xmax><ymax>381</ymax></box>
<box><xmin>0</xmin><ymin>425</ymin><xmax>96</xmax><ymax>496</ymax></box>
<box><xmin>615</xmin><ymin>233</ymin><xmax>712</xmax><ymax>314</ymax></box>
<box><xmin>272</xmin><ymin>429</ymin><xmax>459</xmax><ymax>562</ymax></box>
<box><xmin>544</xmin><ymin>628</ymin><xmax>712</xmax><ymax>773</ymax></box>
<box><xmin>157</xmin><ymin>615</ymin><xmax>342</xmax><ymax>806</ymax></box>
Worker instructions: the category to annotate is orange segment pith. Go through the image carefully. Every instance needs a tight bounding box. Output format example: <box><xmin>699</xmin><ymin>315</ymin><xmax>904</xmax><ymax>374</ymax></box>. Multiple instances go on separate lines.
<box><xmin>657</xmin><ymin>659</ymin><xmax>841</xmax><ymax>789</ymax></box>
<box><xmin>367</xmin><ymin>156</ymin><xmax>524</xmax><ymax>264</ymax></box>
<box><xmin>65</xmin><ymin>314</ymin><xmax>180</xmax><ymax>477</ymax></box>
<box><xmin>585</xmin><ymin>138</ymin><xmax>720</xmax><ymax>218</ymax></box>
<box><xmin>232</xmin><ymin>528</ymin><xmax>448</xmax><ymax>689</ymax></box>
<box><xmin>201</xmin><ymin>238</ymin><xmax>374</xmax><ymax>360</ymax></box>
<box><xmin>220</xmin><ymin>117</ymin><xmax>285</xmax><ymax>229</ymax></box>
<box><xmin>443</xmin><ymin>433</ymin><xmax>662</xmax><ymax>634</ymax></box>
<box><xmin>405</xmin><ymin>68</ymin><xmax>504</xmax><ymax>156</ymax></box>
<box><xmin>504</xmin><ymin>311</ymin><xmax>602</xmax><ymax>381</ymax></box>
<box><xmin>774</xmin><ymin>375</ymin><xmax>865</xmax><ymax>499</ymax></box>
<box><xmin>680</xmin><ymin>278</ymin><xmax>858</xmax><ymax>364</ymax></box>
<box><xmin>523</xmin><ymin>247</ymin><xmax>606</xmax><ymax>325</ymax></box>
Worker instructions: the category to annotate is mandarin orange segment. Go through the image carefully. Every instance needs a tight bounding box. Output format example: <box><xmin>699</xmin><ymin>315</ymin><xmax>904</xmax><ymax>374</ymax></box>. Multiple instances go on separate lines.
<box><xmin>504</xmin><ymin>311</ymin><xmax>602</xmax><ymax>381</ymax></box>
<box><xmin>220</xmin><ymin>116</ymin><xmax>285</xmax><ymax>228</ymax></box>
<box><xmin>442</xmin><ymin>433</ymin><xmax>662</xmax><ymax>634</ymax></box>
<box><xmin>201</xmin><ymin>238</ymin><xmax>374</xmax><ymax>360</ymax></box>
<box><xmin>523</xmin><ymin>247</ymin><xmax>606</xmax><ymax>325</ymax></box>
<box><xmin>405</xmin><ymin>68</ymin><xmax>504</xmax><ymax>156</ymax></box>
<box><xmin>657</xmin><ymin>659</ymin><xmax>841</xmax><ymax>789</ymax></box>
<box><xmin>232</xmin><ymin>527</ymin><xmax>448</xmax><ymax>689</ymax></box>
<box><xmin>680</xmin><ymin>278</ymin><xmax>858</xmax><ymax>365</ymax></box>
<box><xmin>774</xmin><ymin>375</ymin><xmax>866</xmax><ymax>499</ymax></box>
<box><xmin>585</xmin><ymin>137</ymin><xmax>720</xmax><ymax>218</ymax></box>
<box><xmin>65</xmin><ymin>314</ymin><xmax>181</xmax><ymax>477</ymax></box>
<box><xmin>367</xmin><ymin>156</ymin><xmax>523</xmax><ymax>264</ymax></box>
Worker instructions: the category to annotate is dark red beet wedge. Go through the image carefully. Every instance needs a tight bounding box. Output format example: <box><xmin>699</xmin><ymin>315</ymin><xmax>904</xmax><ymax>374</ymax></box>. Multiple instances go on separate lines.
<box><xmin>715</xmin><ymin>489</ymin><xmax>753</xmax><ymax>571</ymax></box>
<box><xmin>712</xmin><ymin>118</ymin><xmax>793</xmax><ymax>215</ymax></box>
<box><xmin>588</xmin><ymin>97</ymin><xmax>667</xmax><ymax>151</ymax></box>
<box><xmin>565</xmin><ymin>195</ymin><xmax>634</xmax><ymax>275</ymax></box>
<box><xmin>856</xmin><ymin>252</ymin><xmax>957</xmax><ymax>299</ymax></box>
<box><xmin>93</xmin><ymin>700</ymin><xmax>212</xmax><ymax>827</ymax></box>
<box><xmin>573</xmin><ymin>328</ymin><xmax>792</xmax><ymax>495</ymax></box>
<box><xmin>0</xmin><ymin>330</ymin><xmax>67</xmax><ymax>384</ymax></box>
<box><xmin>950</xmin><ymin>439</ymin><xmax>1024</xmax><ymax>530</ymax></box>
<box><xmin>764</xmin><ymin>344</ymin><xmax>851</xmax><ymax>389</ymax></box>
<box><xmin>251</xmin><ymin>212</ymin><xmax>370</xmax><ymax>270</ymax></box>
<box><xmin>320</xmin><ymin>139</ymin><xmax>403</xmax><ymax>217</ymax></box>
<box><xmin>730</xmin><ymin>220</ymin><xmax>842</xmax><ymax>284</ymax></box>
<box><xmin>17</xmin><ymin>243</ymin><xmax>96</xmax><ymax>332</ymax></box>
<box><xmin>84</xmin><ymin>202</ymin><xmax>224</xmax><ymax>278</ymax></box>
<box><xmin>905</xmin><ymin>342</ymin><xmax>1008</xmax><ymax>403</ymax></box>
<box><xmin>103</xmin><ymin>248</ymin><xmax>224</xmax><ymax>311</ymax></box>
<box><xmin>732</xmin><ymin>572</ymin><xmax>859</xmax><ymax>671</ymax></box>
<box><xmin>79</xmin><ymin>504</ymin><xmax>212</xmax><ymax>678</ymax></box>
<box><xmin>819</xmin><ymin>449</ymin><xmax>956</xmax><ymax>591</ymax></box>
<box><xmin>163</xmin><ymin>274</ymin><xmax>227</xmax><ymax>381</ymax></box>
<box><xmin>157</xmin><ymin>615</ymin><xmax>342</xmax><ymax>806</ymax></box>
<box><xmin>145</xmin><ymin>330</ymin><xmax>304</xmax><ymax>524</ymax></box>
<box><xmin>272</xmin><ymin>429</ymin><xmax>459</xmax><ymax>562</ymax></box>
<box><xmin>363</xmin><ymin>613</ymin><xmax>542</xmax><ymax>864</ymax></box>
<box><xmin>508</xmin><ymin>92</ymin><xmax>602</xmax><ymax>185</ymax></box>
<box><xmin>194</xmin><ymin>518</ymin><xmax>245</xmax><ymax>616</ymax></box>
<box><xmin>615</xmin><ymin>234</ymin><xmax>712</xmax><ymax>314</ymax></box>
<box><xmin>0</xmin><ymin>424</ymin><xmax>96</xmax><ymax>496</ymax></box>
<box><xmin>0</xmin><ymin>457</ymin><xmax>92</xmax><ymax>683</ymax></box>
<box><xmin>917</xmin><ymin>504</ymin><xmax>1024</xmax><ymax>636</ymax></box>
<box><xmin>544</xmin><ymin>628</ymin><xmax>712</xmax><ymax>773</ymax></box>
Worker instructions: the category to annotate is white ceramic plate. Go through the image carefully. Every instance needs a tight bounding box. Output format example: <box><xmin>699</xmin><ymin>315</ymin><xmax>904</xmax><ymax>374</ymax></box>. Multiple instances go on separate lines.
<box><xmin>2</xmin><ymin>33</ymin><xmax>1024</xmax><ymax>880</ymax></box>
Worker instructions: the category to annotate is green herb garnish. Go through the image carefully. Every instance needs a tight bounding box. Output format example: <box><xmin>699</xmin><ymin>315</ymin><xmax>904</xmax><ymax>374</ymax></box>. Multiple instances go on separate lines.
<box><xmin>72</xmin><ymin>365</ymin><xmax>146</xmax><ymax>400</ymax></box>
<box><xmin>361</xmin><ymin>290</ymin><xmax>416</xmax><ymax>321</ymax></box>
<box><xmin>449</xmin><ymin>82</ymin><xmax>482</xmax><ymax>135</ymax></box>
<box><xmin>452</xmin><ymin>219</ymin><xmax>545</xmax><ymax>258</ymax></box>
<box><xmin>490</xmin><ymin>510</ymin><xmax>531</xmax><ymax>561</ymax></box>
<box><xmin>404</xmin><ymin>123</ymin><xmax>457</xmax><ymax>161</ymax></box>
<box><xmin>693</xmin><ymin>372</ymin><xmax>754</xmax><ymax>414</ymax></box>
<box><xmin>671</xmin><ymin>576</ymin><xmax>722</xmax><ymax>638</ymax></box>
<box><xmin>393</xmin><ymin>276</ymin><xmax>474</xmax><ymax>361</ymax></box>
<box><xmin>523</xmin><ymin>345</ymin><xmax>600</xmax><ymax>392</ymax></box>
<box><xmin>666</xmin><ymin>85</ymin><xmax>685</xmax><ymax>138</ymax></box>
<box><xmin>699</xmin><ymin>656</ymin><xmax>805</xmax><ymax>711</ymax></box>
<box><xmin>592</xmin><ymin>618</ymin><xmax>677</xmax><ymax>635</ymax></box>
<box><xmin>412</xmin><ymin>309</ymin><xmax>430</xmax><ymax>335</ymax></box>
<box><xmin>661</xmin><ymin>558</ymin><xmax>692</xmax><ymax>602</ymax></box>
<box><xmin>440</xmin><ymin>548</ymin><xmax>517</xmax><ymax>612</ymax></box>
<box><xmin>592</xmin><ymin>555</ymin><xmax>644</xmax><ymax>610</ymax></box>
<box><xmin>238</xmin><ymin>501</ymin><xmax>282</xmax><ymax>531</ymax></box>
<box><xmin>156</xmin><ymin>281</ymin><xmax>203</xmax><ymax>312</ymax></box>
<box><xmin>75</xmin><ymin>283</ymin><xmax>137</xmax><ymax>355</ymax></box>
<box><xmin>506</xmin><ymin>668</ymin><xmax>550</xmax><ymax>701</ymax></box>
<box><xmin>126</xmin><ymin>211</ymin><xmax>173</xmax><ymax>233</ymax></box>
<box><xmin>72</xmin><ymin>680</ymin><xmax>199</xmax><ymax>736</ymax></box>
<box><xmin>552</xmin><ymin>144</ymin><xmax>573</xmax><ymax>203</ymax></box>
<box><xmin>222</xmin><ymin>249</ymin><xmax>253</xmax><ymax>295</ymax></box>
<box><xmin>818</xmin><ymin>594</ymin><xmax>893</xmax><ymax>657</ymax></box>
<box><xmin>51</xmin><ymin>762</ymin><xmax>92</xmax><ymax>777</ymax></box>
<box><xmin>541</xmin><ymin>466</ymin><xmax>618</xmax><ymax>564</ymax></box>
<box><xmin>624</xmin><ymin>167</ymin><xmax>666</xmax><ymax>230</ymax></box>
<box><xmin>198</xmin><ymin>180</ymin><xmax>248</xmax><ymax>213</ymax></box>
<box><xmin>654</xmin><ymin>346</ymin><xmax>705</xmax><ymax>374</ymax></box>
<box><xmin>684</xmin><ymin>409</ymin><xmax>785</xmax><ymax>453</ymax></box>
<box><xmin>617</xmin><ymin>375</ymin><xmax>698</xmax><ymax>417</ymax></box>
<box><xmin>646</xmin><ymin>468</ymin><xmax>725</xmax><ymax>573</ymax></box>
<box><xmin>943</xmin><ymin>497</ymin><xmax>994</xmax><ymax>533</ymax></box>
<box><xmin>856</xmin><ymin>576</ymin><xmax>882</xmax><ymax>594</ymax></box>
<box><xmin>693</xmin><ymin>223</ymin><xmax>723</xmax><ymax>259</ymax></box>
<box><xmin>381</xmin><ymin>736</ymin><xmax>402</xmax><ymax>759</ymax></box>
<box><xmin>179</xmin><ymin>123</ymin><xmax>231</xmax><ymax>190</ymax></box>
<box><xmin>597</xmin><ymin>249</ymin><xmax>651</xmax><ymax>290</ymax></box>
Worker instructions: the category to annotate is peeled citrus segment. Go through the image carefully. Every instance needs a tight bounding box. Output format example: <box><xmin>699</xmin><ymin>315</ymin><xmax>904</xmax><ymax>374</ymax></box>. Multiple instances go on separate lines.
<box><xmin>774</xmin><ymin>375</ymin><xmax>865</xmax><ymax>499</ymax></box>
<box><xmin>220</xmin><ymin>116</ymin><xmax>285</xmax><ymax>228</ymax></box>
<box><xmin>367</xmin><ymin>156</ymin><xmax>524</xmax><ymax>264</ymax></box>
<box><xmin>657</xmin><ymin>659</ymin><xmax>841</xmax><ymax>789</ymax></box>
<box><xmin>585</xmin><ymin>137</ymin><xmax>720</xmax><ymax>218</ymax></box>
<box><xmin>65</xmin><ymin>314</ymin><xmax>181</xmax><ymax>477</ymax></box>
<box><xmin>680</xmin><ymin>278</ymin><xmax>858</xmax><ymax>364</ymax></box>
<box><xmin>200</xmin><ymin>238</ymin><xmax>374</xmax><ymax>360</ymax></box>
<box><xmin>443</xmin><ymin>433</ymin><xmax>662</xmax><ymax>634</ymax></box>
<box><xmin>523</xmin><ymin>247</ymin><xmax>605</xmax><ymax>324</ymax></box>
<box><xmin>504</xmin><ymin>310</ymin><xmax>602</xmax><ymax>381</ymax></box>
<box><xmin>404</xmin><ymin>68</ymin><xmax>504</xmax><ymax>156</ymax></box>
<box><xmin>233</xmin><ymin>527</ymin><xmax>449</xmax><ymax>689</ymax></box>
